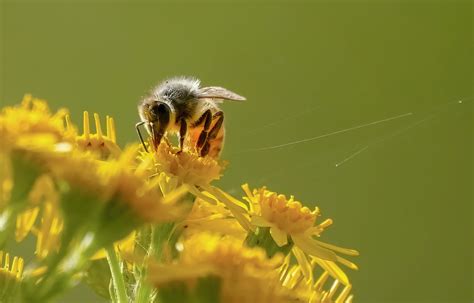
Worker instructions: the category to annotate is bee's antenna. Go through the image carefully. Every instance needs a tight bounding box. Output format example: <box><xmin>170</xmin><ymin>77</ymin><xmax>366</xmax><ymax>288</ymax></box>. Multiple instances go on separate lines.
<box><xmin>135</xmin><ymin>121</ymin><xmax>149</xmax><ymax>153</ymax></box>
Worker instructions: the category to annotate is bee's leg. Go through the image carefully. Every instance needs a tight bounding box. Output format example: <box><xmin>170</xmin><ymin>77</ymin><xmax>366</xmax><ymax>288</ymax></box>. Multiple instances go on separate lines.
<box><xmin>201</xmin><ymin>142</ymin><xmax>211</xmax><ymax>157</ymax></box>
<box><xmin>178</xmin><ymin>119</ymin><xmax>187</xmax><ymax>153</ymax></box>
<box><xmin>194</xmin><ymin>110</ymin><xmax>213</xmax><ymax>151</ymax></box>
<box><xmin>208</xmin><ymin>112</ymin><xmax>224</xmax><ymax>140</ymax></box>
<box><xmin>201</xmin><ymin>111</ymin><xmax>224</xmax><ymax>157</ymax></box>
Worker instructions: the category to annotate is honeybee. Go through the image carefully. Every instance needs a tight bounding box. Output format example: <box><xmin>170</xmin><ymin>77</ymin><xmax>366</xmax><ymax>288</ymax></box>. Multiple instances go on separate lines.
<box><xmin>136</xmin><ymin>76</ymin><xmax>246</xmax><ymax>157</ymax></box>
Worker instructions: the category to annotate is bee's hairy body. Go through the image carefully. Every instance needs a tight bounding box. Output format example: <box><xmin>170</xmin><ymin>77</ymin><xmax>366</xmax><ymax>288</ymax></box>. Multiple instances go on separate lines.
<box><xmin>137</xmin><ymin>77</ymin><xmax>245</xmax><ymax>157</ymax></box>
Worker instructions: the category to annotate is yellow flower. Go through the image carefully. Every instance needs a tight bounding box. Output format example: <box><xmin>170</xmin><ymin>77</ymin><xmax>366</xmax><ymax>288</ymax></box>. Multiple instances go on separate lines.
<box><xmin>0</xmin><ymin>96</ymin><xmax>72</xmax><ymax>247</ymax></box>
<box><xmin>0</xmin><ymin>251</ymin><xmax>24</xmax><ymax>302</ymax></box>
<box><xmin>49</xmin><ymin>145</ymin><xmax>187</xmax><ymax>223</ymax></box>
<box><xmin>1</xmin><ymin>95</ymin><xmax>361</xmax><ymax>302</ymax></box>
<box><xmin>242</xmin><ymin>184</ymin><xmax>359</xmax><ymax>282</ymax></box>
<box><xmin>0</xmin><ymin>95</ymin><xmax>75</xmax><ymax>208</ymax></box>
<box><xmin>146</xmin><ymin>142</ymin><xmax>226</xmax><ymax>187</ymax></box>
<box><xmin>68</xmin><ymin>111</ymin><xmax>121</xmax><ymax>159</ymax></box>
<box><xmin>148</xmin><ymin>233</ymin><xmax>296</xmax><ymax>303</ymax></box>
<box><xmin>0</xmin><ymin>94</ymin><xmax>75</xmax><ymax>152</ymax></box>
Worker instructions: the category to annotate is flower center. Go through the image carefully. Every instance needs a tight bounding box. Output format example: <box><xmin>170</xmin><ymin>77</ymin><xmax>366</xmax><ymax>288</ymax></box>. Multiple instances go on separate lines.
<box><xmin>150</xmin><ymin>143</ymin><xmax>225</xmax><ymax>186</ymax></box>
<box><xmin>255</xmin><ymin>189</ymin><xmax>317</xmax><ymax>234</ymax></box>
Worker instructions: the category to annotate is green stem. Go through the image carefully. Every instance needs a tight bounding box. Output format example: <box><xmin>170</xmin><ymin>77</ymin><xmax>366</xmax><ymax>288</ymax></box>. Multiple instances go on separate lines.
<box><xmin>135</xmin><ymin>225</ymin><xmax>155</xmax><ymax>303</ymax></box>
<box><xmin>135</xmin><ymin>277</ymin><xmax>152</xmax><ymax>303</ymax></box>
<box><xmin>106</xmin><ymin>245</ymin><xmax>128</xmax><ymax>303</ymax></box>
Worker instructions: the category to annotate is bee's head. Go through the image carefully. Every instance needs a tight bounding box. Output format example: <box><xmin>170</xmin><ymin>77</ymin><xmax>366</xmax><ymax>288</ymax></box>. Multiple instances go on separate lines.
<box><xmin>148</xmin><ymin>101</ymin><xmax>171</xmax><ymax>125</ymax></box>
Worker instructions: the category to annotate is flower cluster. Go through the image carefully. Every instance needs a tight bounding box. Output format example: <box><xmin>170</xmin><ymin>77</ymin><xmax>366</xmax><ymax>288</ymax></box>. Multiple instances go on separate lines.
<box><xmin>0</xmin><ymin>95</ymin><xmax>358</xmax><ymax>303</ymax></box>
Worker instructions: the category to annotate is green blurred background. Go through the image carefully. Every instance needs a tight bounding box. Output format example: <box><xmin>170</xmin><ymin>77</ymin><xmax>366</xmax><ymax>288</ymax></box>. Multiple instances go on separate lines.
<box><xmin>1</xmin><ymin>0</ymin><xmax>472</xmax><ymax>302</ymax></box>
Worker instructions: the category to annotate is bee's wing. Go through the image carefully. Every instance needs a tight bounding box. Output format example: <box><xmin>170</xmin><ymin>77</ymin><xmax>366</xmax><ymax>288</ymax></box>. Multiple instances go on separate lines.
<box><xmin>197</xmin><ymin>86</ymin><xmax>246</xmax><ymax>102</ymax></box>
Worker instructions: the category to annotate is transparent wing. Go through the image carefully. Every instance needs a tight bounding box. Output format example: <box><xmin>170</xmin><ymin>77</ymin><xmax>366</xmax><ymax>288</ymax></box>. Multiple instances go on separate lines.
<box><xmin>197</xmin><ymin>86</ymin><xmax>246</xmax><ymax>101</ymax></box>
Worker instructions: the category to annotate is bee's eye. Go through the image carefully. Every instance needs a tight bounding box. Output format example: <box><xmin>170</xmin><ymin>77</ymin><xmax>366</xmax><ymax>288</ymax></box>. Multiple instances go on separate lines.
<box><xmin>150</xmin><ymin>103</ymin><xmax>171</xmax><ymax>124</ymax></box>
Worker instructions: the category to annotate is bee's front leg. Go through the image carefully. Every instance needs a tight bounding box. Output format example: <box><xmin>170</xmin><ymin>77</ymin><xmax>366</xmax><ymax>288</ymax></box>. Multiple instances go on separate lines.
<box><xmin>135</xmin><ymin>121</ymin><xmax>149</xmax><ymax>153</ymax></box>
<box><xmin>178</xmin><ymin>119</ymin><xmax>187</xmax><ymax>153</ymax></box>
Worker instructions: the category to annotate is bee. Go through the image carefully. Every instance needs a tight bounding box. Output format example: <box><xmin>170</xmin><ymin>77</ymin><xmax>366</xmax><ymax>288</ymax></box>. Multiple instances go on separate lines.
<box><xmin>136</xmin><ymin>76</ymin><xmax>246</xmax><ymax>157</ymax></box>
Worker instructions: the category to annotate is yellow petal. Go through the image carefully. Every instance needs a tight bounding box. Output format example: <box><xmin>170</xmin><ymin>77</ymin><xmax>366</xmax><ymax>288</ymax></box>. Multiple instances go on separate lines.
<box><xmin>93</xmin><ymin>113</ymin><xmax>103</xmax><ymax>139</ymax></box>
<box><xmin>335</xmin><ymin>284</ymin><xmax>352</xmax><ymax>303</ymax></box>
<box><xmin>314</xmin><ymin>271</ymin><xmax>329</xmax><ymax>291</ymax></box>
<box><xmin>292</xmin><ymin>234</ymin><xmax>337</xmax><ymax>262</ymax></box>
<box><xmin>313</xmin><ymin>239</ymin><xmax>359</xmax><ymax>256</ymax></box>
<box><xmin>314</xmin><ymin>258</ymin><xmax>349</xmax><ymax>285</ymax></box>
<box><xmin>83</xmin><ymin>111</ymin><xmax>90</xmax><ymax>140</ymax></box>
<box><xmin>15</xmin><ymin>207</ymin><xmax>40</xmax><ymax>242</ymax></box>
<box><xmin>270</xmin><ymin>226</ymin><xmax>288</xmax><ymax>247</ymax></box>
<box><xmin>217</xmin><ymin>187</ymin><xmax>249</xmax><ymax>210</ymax></box>
<box><xmin>204</xmin><ymin>186</ymin><xmax>253</xmax><ymax>232</ymax></box>
<box><xmin>336</xmin><ymin>255</ymin><xmax>359</xmax><ymax>270</ymax></box>
<box><xmin>250</xmin><ymin>215</ymin><xmax>273</xmax><ymax>227</ymax></box>
<box><xmin>91</xmin><ymin>249</ymin><xmax>106</xmax><ymax>260</ymax></box>
<box><xmin>241</xmin><ymin>183</ymin><xmax>255</xmax><ymax>212</ymax></box>
<box><xmin>241</xmin><ymin>184</ymin><xmax>254</xmax><ymax>200</ymax></box>
<box><xmin>292</xmin><ymin>247</ymin><xmax>313</xmax><ymax>282</ymax></box>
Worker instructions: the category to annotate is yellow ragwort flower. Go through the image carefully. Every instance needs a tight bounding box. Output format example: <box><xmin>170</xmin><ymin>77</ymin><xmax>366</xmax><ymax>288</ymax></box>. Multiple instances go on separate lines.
<box><xmin>0</xmin><ymin>95</ymin><xmax>75</xmax><ymax>151</ymax></box>
<box><xmin>0</xmin><ymin>95</ymin><xmax>75</xmax><ymax>207</ymax></box>
<box><xmin>49</xmin><ymin>145</ymin><xmax>186</xmax><ymax>223</ymax></box>
<box><xmin>242</xmin><ymin>184</ymin><xmax>359</xmax><ymax>281</ymax></box>
<box><xmin>148</xmin><ymin>233</ymin><xmax>297</xmax><ymax>303</ymax></box>
<box><xmin>146</xmin><ymin>142</ymin><xmax>226</xmax><ymax>187</ymax></box>
<box><xmin>1</xmin><ymin>95</ymin><xmax>361</xmax><ymax>302</ymax></box>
